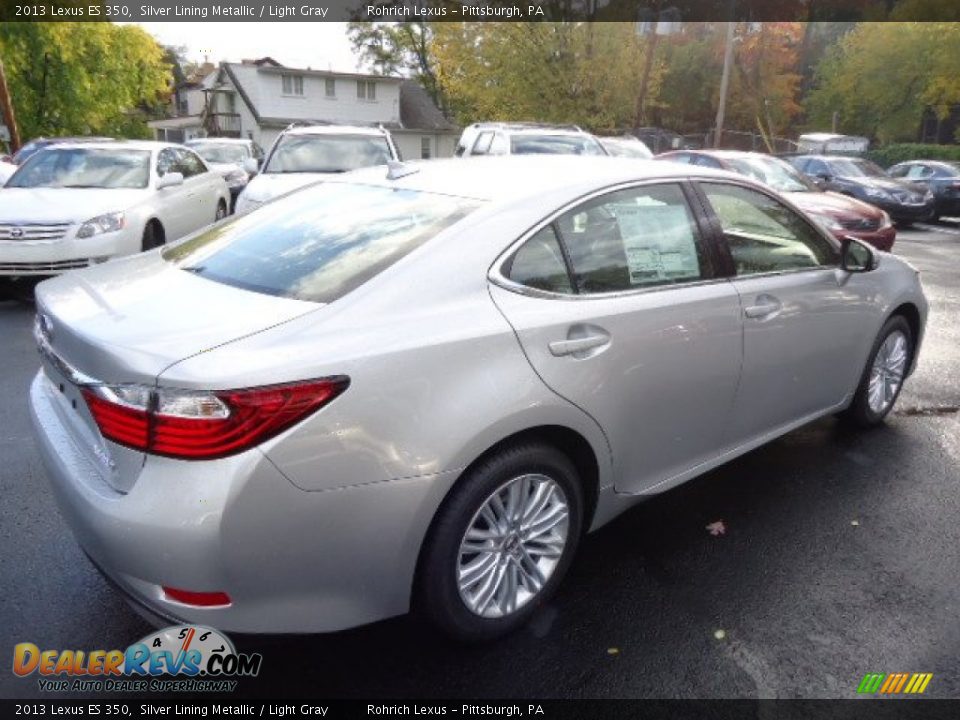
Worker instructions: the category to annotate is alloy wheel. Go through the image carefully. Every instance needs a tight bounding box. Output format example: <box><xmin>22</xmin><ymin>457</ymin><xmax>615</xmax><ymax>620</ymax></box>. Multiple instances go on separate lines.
<box><xmin>867</xmin><ymin>329</ymin><xmax>908</xmax><ymax>415</ymax></box>
<box><xmin>456</xmin><ymin>473</ymin><xmax>570</xmax><ymax>619</ymax></box>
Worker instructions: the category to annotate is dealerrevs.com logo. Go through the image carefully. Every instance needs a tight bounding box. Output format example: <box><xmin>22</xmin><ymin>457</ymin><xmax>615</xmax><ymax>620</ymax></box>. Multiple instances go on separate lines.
<box><xmin>12</xmin><ymin>625</ymin><xmax>262</xmax><ymax>692</ymax></box>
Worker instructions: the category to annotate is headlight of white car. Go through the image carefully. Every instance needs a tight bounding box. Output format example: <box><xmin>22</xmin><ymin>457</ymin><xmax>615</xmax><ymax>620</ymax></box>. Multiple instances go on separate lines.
<box><xmin>225</xmin><ymin>169</ymin><xmax>248</xmax><ymax>188</ymax></box>
<box><xmin>76</xmin><ymin>212</ymin><xmax>125</xmax><ymax>239</ymax></box>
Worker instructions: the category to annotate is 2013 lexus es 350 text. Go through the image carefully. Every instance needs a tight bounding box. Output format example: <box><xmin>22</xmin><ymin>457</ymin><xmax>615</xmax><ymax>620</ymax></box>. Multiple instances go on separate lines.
<box><xmin>30</xmin><ymin>157</ymin><xmax>927</xmax><ymax>641</ymax></box>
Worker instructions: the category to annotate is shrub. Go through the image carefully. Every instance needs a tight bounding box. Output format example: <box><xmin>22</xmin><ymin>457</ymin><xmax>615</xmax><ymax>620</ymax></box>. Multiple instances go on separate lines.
<box><xmin>866</xmin><ymin>143</ymin><xmax>960</xmax><ymax>167</ymax></box>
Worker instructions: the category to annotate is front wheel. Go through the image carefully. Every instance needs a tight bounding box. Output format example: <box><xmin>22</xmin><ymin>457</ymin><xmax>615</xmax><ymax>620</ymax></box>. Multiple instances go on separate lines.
<box><xmin>841</xmin><ymin>315</ymin><xmax>913</xmax><ymax>427</ymax></box>
<box><xmin>416</xmin><ymin>443</ymin><xmax>583</xmax><ymax>642</ymax></box>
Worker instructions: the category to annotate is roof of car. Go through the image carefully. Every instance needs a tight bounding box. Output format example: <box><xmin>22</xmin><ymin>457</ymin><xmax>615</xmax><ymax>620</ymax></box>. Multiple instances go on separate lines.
<box><xmin>283</xmin><ymin>124</ymin><xmax>389</xmax><ymax>137</ymax></box>
<box><xmin>342</xmin><ymin>156</ymin><xmax>740</xmax><ymax>203</ymax></box>
<box><xmin>467</xmin><ymin>122</ymin><xmax>587</xmax><ymax>135</ymax></box>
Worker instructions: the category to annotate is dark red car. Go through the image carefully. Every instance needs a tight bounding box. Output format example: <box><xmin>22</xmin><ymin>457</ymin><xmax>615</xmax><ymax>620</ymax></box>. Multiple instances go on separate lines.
<box><xmin>659</xmin><ymin>150</ymin><xmax>896</xmax><ymax>251</ymax></box>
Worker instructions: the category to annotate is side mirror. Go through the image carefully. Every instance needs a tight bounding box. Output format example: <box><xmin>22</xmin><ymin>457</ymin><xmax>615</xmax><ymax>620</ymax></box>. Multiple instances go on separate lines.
<box><xmin>841</xmin><ymin>236</ymin><xmax>876</xmax><ymax>273</ymax></box>
<box><xmin>243</xmin><ymin>158</ymin><xmax>259</xmax><ymax>175</ymax></box>
<box><xmin>156</xmin><ymin>171</ymin><xmax>184</xmax><ymax>189</ymax></box>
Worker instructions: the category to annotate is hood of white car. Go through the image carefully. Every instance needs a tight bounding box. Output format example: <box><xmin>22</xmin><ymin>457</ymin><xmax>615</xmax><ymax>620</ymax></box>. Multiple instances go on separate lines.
<box><xmin>0</xmin><ymin>187</ymin><xmax>147</xmax><ymax>223</ymax></box>
<box><xmin>239</xmin><ymin>172</ymin><xmax>329</xmax><ymax>204</ymax></box>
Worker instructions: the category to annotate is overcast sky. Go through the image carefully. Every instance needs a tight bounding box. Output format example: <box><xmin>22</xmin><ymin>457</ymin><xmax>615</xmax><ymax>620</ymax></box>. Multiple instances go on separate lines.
<box><xmin>132</xmin><ymin>22</ymin><xmax>362</xmax><ymax>72</ymax></box>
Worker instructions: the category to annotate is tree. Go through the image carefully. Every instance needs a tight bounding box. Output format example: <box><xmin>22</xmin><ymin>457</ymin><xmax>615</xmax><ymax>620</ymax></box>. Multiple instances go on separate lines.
<box><xmin>347</xmin><ymin>21</ymin><xmax>446</xmax><ymax>113</ymax></box>
<box><xmin>0</xmin><ymin>23</ymin><xmax>171</xmax><ymax>141</ymax></box>
<box><xmin>805</xmin><ymin>22</ymin><xmax>960</xmax><ymax>142</ymax></box>
<box><xmin>432</xmin><ymin>22</ymin><xmax>652</xmax><ymax>131</ymax></box>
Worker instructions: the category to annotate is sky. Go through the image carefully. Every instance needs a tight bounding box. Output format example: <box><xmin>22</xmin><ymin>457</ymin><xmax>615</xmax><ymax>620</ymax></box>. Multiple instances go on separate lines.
<box><xmin>131</xmin><ymin>22</ymin><xmax>362</xmax><ymax>73</ymax></box>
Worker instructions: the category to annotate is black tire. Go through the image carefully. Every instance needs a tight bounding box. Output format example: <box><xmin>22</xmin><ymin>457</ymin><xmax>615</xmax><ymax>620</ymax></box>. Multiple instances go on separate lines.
<box><xmin>840</xmin><ymin>315</ymin><xmax>913</xmax><ymax>428</ymax></box>
<box><xmin>416</xmin><ymin>442</ymin><xmax>584</xmax><ymax>642</ymax></box>
<box><xmin>141</xmin><ymin>221</ymin><xmax>164</xmax><ymax>251</ymax></box>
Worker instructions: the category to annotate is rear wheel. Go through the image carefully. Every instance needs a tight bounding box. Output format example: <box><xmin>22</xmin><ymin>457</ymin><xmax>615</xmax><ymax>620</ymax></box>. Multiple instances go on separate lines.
<box><xmin>141</xmin><ymin>221</ymin><xmax>164</xmax><ymax>252</ymax></box>
<box><xmin>417</xmin><ymin>443</ymin><xmax>583</xmax><ymax>642</ymax></box>
<box><xmin>841</xmin><ymin>315</ymin><xmax>913</xmax><ymax>427</ymax></box>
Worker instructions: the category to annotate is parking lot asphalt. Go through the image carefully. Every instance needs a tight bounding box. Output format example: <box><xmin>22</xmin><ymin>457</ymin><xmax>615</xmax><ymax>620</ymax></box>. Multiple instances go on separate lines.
<box><xmin>2</xmin><ymin>222</ymin><xmax>959</xmax><ymax>700</ymax></box>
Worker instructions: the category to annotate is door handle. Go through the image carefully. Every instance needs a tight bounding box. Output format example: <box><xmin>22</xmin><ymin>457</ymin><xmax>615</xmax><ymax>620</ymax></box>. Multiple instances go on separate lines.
<box><xmin>744</xmin><ymin>294</ymin><xmax>782</xmax><ymax>320</ymax></box>
<box><xmin>549</xmin><ymin>326</ymin><xmax>611</xmax><ymax>358</ymax></box>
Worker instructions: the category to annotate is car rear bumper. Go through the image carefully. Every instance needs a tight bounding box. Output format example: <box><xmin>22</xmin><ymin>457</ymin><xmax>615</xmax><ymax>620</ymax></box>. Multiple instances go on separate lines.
<box><xmin>30</xmin><ymin>370</ymin><xmax>456</xmax><ymax>633</ymax></box>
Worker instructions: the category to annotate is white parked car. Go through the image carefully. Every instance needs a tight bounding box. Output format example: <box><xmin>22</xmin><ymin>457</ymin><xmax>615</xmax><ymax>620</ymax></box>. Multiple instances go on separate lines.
<box><xmin>597</xmin><ymin>135</ymin><xmax>654</xmax><ymax>159</ymax></box>
<box><xmin>455</xmin><ymin>122</ymin><xmax>607</xmax><ymax>158</ymax></box>
<box><xmin>185</xmin><ymin>137</ymin><xmax>264</xmax><ymax>211</ymax></box>
<box><xmin>0</xmin><ymin>141</ymin><xmax>229</xmax><ymax>277</ymax></box>
<box><xmin>234</xmin><ymin>125</ymin><xmax>399</xmax><ymax>215</ymax></box>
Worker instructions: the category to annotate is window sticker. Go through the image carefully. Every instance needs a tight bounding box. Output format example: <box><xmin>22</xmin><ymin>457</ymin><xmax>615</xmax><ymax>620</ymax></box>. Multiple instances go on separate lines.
<box><xmin>611</xmin><ymin>204</ymin><xmax>700</xmax><ymax>285</ymax></box>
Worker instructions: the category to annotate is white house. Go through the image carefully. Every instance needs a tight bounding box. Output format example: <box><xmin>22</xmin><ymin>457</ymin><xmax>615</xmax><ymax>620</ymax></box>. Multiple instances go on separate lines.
<box><xmin>150</xmin><ymin>58</ymin><xmax>459</xmax><ymax>160</ymax></box>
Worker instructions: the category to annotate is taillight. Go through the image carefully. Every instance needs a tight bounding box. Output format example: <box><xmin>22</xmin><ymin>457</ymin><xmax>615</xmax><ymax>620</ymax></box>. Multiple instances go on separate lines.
<box><xmin>82</xmin><ymin>377</ymin><xmax>348</xmax><ymax>461</ymax></box>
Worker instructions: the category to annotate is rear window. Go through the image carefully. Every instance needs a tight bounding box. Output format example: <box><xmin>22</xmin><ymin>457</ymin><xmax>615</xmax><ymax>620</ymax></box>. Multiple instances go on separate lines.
<box><xmin>163</xmin><ymin>183</ymin><xmax>481</xmax><ymax>304</ymax></box>
<box><xmin>510</xmin><ymin>134</ymin><xmax>605</xmax><ymax>156</ymax></box>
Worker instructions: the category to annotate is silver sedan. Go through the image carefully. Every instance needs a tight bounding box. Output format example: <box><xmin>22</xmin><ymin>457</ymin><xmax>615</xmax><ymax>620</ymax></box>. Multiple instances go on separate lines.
<box><xmin>30</xmin><ymin>157</ymin><xmax>927</xmax><ymax>641</ymax></box>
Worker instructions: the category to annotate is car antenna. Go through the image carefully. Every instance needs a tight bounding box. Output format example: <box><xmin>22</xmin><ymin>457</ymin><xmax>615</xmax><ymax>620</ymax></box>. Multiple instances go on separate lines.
<box><xmin>387</xmin><ymin>160</ymin><xmax>419</xmax><ymax>180</ymax></box>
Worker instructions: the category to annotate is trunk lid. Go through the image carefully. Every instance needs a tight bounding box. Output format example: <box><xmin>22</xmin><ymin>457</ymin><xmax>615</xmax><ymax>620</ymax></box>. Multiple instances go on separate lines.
<box><xmin>33</xmin><ymin>250</ymin><xmax>319</xmax><ymax>493</ymax></box>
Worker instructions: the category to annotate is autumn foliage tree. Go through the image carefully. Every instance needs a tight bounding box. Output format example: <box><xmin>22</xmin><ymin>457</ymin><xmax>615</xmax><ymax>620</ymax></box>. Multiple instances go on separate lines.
<box><xmin>806</xmin><ymin>22</ymin><xmax>960</xmax><ymax>142</ymax></box>
<box><xmin>0</xmin><ymin>23</ymin><xmax>171</xmax><ymax>141</ymax></box>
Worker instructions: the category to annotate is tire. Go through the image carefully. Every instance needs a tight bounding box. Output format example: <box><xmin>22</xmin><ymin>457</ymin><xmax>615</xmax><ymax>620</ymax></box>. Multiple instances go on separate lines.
<box><xmin>416</xmin><ymin>442</ymin><xmax>584</xmax><ymax>642</ymax></box>
<box><xmin>141</xmin><ymin>221</ymin><xmax>164</xmax><ymax>252</ymax></box>
<box><xmin>215</xmin><ymin>200</ymin><xmax>227</xmax><ymax>221</ymax></box>
<box><xmin>840</xmin><ymin>315</ymin><xmax>913</xmax><ymax>428</ymax></box>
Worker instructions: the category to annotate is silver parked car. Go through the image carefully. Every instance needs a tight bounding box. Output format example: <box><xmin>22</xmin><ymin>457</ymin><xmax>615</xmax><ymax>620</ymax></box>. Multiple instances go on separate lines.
<box><xmin>30</xmin><ymin>157</ymin><xmax>926</xmax><ymax>641</ymax></box>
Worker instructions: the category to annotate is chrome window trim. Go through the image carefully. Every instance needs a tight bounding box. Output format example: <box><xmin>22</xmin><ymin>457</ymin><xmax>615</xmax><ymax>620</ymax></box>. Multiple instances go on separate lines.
<box><xmin>489</xmin><ymin>178</ymin><xmax>721</xmax><ymax>301</ymax></box>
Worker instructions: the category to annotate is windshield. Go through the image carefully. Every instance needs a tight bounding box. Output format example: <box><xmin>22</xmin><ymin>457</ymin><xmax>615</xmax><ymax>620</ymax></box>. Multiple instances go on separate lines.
<box><xmin>600</xmin><ymin>139</ymin><xmax>653</xmax><ymax>159</ymax></box>
<box><xmin>164</xmin><ymin>183</ymin><xmax>481</xmax><ymax>303</ymax></box>
<box><xmin>263</xmin><ymin>134</ymin><xmax>392</xmax><ymax>174</ymax></box>
<box><xmin>7</xmin><ymin>148</ymin><xmax>151</xmax><ymax>189</ymax></box>
<box><xmin>511</xmin><ymin>134</ymin><xmax>606</xmax><ymax>156</ymax></box>
<box><xmin>189</xmin><ymin>143</ymin><xmax>248</xmax><ymax>165</ymax></box>
<box><xmin>725</xmin><ymin>156</ymin><xmax>815</xmax><ymax>193</ymax></box>
<box><xmin>829</xmin><ymin>158</ymin><xmax>887</xmax><ymax>178</ymax></box>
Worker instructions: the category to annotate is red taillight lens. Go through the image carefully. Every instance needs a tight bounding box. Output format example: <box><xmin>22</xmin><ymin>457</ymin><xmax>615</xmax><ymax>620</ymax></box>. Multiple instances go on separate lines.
<box><xmin>162</xmin><ymin>587</ymin><xmax>231</xmax><ymax>607</ymax></box>
<box><xmin>82</xmin><ymin>377</ymin><xmax>348</xmax><ymax>461</ymax></box>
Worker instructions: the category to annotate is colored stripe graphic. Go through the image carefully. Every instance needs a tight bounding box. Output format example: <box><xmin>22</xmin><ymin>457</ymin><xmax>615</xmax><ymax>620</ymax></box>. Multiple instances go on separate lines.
<box><xmin>857</xmin><ymin>672</ymin><xmax>932</xmax><ymax>694</ymax></box>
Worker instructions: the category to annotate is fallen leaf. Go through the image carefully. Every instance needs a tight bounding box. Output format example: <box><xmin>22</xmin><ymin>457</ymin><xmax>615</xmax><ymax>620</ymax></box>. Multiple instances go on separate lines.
<box><xmin>607</xmin><ymin>647</ymin><xmax>620</xmax><ymax>655</ymax></box>
<box><xmin>714</xmin><ymin>629</ymin><xmax>726</xmax><ymax>640</ymax></box>
<box><xmin>706</xmin><ymin>520</ymin><xmax>727</xmax><ymax>536</ymax></box>
<box><xmin>851</xmin><ymin>520</ymin><xmax>860</xmax><ymax>527</ymax></box>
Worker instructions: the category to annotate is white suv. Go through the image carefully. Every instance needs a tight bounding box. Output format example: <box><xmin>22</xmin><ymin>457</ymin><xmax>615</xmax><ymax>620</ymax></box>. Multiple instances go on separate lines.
<box><xmin>455</xmin><ymin>123</ymin><xmax>606</xmax><ymax>158</ymax></box>
<box><xmin>235</xmin><ymin>124</ymin><xmax>399</xmax><ymax>215</ymax></box>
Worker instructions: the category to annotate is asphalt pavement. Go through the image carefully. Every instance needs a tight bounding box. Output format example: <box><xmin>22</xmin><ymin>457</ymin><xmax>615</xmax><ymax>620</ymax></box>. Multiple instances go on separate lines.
<box><xmin>1</xmin><ymin>222</ymin><xmax>958</xmax><ymax>699</ymax></box>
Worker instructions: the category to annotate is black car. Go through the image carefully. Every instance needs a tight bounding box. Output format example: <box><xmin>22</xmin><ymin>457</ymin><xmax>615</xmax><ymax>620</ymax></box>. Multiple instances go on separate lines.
<box><xmin>887</xmin><ymin>160</ymin><xmax>960</xmax><ymax>221</ymax></box>
<box><xmin>789</xmin><ymin>155</ymin><xmax>935</xmax><ymax>224</ymax></box>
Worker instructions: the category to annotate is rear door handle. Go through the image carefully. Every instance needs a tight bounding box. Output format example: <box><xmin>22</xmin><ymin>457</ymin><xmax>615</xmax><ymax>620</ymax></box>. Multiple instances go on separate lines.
<box><xmin>744</xmin><ymin>294</ymin><xmax>782</xmax><ymax>320</ymax></box>
<box><xmin>549</xmin><ymin>326</ymin><xmax>611</xmax><ymax>358</ymax></box>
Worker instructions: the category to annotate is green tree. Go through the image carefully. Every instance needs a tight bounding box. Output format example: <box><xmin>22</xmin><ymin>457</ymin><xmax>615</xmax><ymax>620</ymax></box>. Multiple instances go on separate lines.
<box><xmin>0</xmin><ymin>22</ymin><xmax>171</xmax><ymax>141</ymax></box>
<box><xmin>805</xmin><ymin>22</ymin><xmax>960</xmax><ymax>142</ymax></box>
<box><xmin>347</xmin><ymin>21</ymin><xmax>446</xmax><ymax>113</ymax></box>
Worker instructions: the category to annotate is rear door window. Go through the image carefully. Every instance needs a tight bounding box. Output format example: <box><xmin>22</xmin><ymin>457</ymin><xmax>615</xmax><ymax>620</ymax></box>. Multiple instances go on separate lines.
<box><xmin>555</xmin><ymin>184</ymin><xmax>708</xmax><ymax>293</ymax></box>
<box><xmin>164</xmin><ymin>184</ymin><xmax>481</xmax><ymax>303</ymax></box>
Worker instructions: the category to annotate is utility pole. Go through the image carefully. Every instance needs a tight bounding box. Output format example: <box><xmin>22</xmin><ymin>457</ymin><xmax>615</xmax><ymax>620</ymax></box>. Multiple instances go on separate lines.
<box><xmin>0</xmin><ymin>59</ymin><xmax>21</xmax><ymax>153</ymax></box>
<box><xmin>634</xmin><ymin>21</ymin><xmax>660</xmax><ymax>129</ymax></box>
<box><xmin>714</xmin><ymin>21</ymin><xmax>735</xmax><ymax>149</ymax></box>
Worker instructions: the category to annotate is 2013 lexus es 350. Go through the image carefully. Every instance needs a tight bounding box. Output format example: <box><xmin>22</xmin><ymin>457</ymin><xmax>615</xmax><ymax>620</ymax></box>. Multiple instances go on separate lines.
<box><xmin>30</xmin><ymin>157</ymin><xmax>927</xmax><ymax>641</ymax></box>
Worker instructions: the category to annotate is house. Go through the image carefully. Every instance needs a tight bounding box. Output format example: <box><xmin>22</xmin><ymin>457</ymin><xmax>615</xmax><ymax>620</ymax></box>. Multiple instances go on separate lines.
<box><xmin>149</xmin><ymin>58</ymin><xmax>459</xmax><ymax>160</ymax></box>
